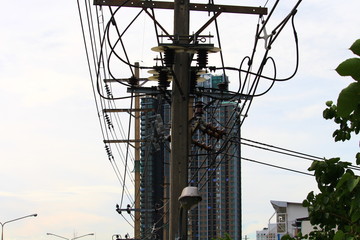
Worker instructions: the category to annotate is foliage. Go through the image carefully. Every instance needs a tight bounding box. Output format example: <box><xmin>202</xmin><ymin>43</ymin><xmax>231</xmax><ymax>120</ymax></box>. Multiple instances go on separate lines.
<box><xmin>212</xmin><ymin>233</ymin><xmax>232</xmax><ymax>240</ymax></box>
<box><xmin>323</xmin><ymin>39</ymin><xmax>360</xmax><ymax>144</ymax></box>
<box><xmin>303</xmin><ymin>158</ymin><xmax>360</xmax><ymax>240</ymax></box>
<box><xmin>282</xmin><ymin>233</ymin><xmax>306</xmax><ymax>240</ymax></box>
<box><xmin>282</xmin><ymin>39</ymin><xmax>360</xmax><ymax>240</ymax></box>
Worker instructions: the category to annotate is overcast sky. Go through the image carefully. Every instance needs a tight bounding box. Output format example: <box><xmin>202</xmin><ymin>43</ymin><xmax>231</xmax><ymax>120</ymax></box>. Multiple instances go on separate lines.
<box><xmin>1</xmin><ymin>0</ymin><xmax>360</xmax><ymax>240</ymax></box>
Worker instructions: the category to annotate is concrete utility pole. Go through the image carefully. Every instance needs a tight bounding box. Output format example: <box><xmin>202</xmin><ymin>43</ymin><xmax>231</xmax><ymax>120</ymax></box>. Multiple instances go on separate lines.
<box><xmin>134</xmin><ymin>62</ymin><xmax>141</xmax><ymax>239</ymax></box>
<box><xmin>170</xmin><ymin>0</ymin><xmax>190</xmax><ymax>239</ymax></box>
<box><xmin>92</xmin><ymin>1</ymin><xmax>267</xmax><ymax>239</ymax></box>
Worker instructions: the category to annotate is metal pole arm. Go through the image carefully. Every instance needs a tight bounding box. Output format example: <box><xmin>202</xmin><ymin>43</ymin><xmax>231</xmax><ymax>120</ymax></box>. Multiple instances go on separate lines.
<box><xmin>2</xmin><ymin>214</ymin><xmax>37</xmax><ymax>226</ymax></box>
<box><xmin>47</xmin><ymin>233</ymin><xmax>70</xmax><ymax>240</ymax></box>
<box><xmin>72</xmin><ymin>233</ymin><xmax>95</xmax><ymax>240</ymax></box>
<box><xmin>47</xmin><ymin>232</ymin><xmax>94</xmax><ymax>240</ymax></box>
<box><xmin>1</xmin><ymin>215</ymin><xmax>37</xmax><ymax>240</ymax></box>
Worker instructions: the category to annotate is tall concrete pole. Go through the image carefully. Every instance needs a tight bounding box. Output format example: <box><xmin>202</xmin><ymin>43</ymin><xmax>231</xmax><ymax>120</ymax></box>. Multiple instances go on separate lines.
<box><xmin>169</xmin><ymin>0</ymin><xmax>190</xmax><ymax>239</ymax></box>
<box><xmin>134</xmin><ymin>62</ymin><xmax>141</xmax><ymax>239</ymax></box>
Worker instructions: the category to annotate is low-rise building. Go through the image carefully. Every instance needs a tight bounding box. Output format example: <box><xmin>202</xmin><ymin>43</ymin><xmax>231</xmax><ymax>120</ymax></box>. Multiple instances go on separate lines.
<box><xmin>256</xmin><ymin>200</ymin><xmax>309</xmax><ymax>239</ymax></box>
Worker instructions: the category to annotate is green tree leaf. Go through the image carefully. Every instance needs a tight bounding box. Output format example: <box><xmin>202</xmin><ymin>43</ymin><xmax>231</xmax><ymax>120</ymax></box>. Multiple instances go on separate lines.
<box><xmin>337</xmin><ymin>82</ymin><xmax>360</xmax><ymax>118</ymax></box>
<box><xmin>350</xmin><ymin>39</ymin><xmax>360</xmax><ymax>57</ymax></box>
<box><xmin>335</xmin><ymin>58</ymin><xmax>360</xmax><ymax>81</ymax></box>
<box><xmin>351</xmin><ymin>209</ymin><xmax>360</xmax><ymax>222</ymax></box>
<box><xmin>347</xmin><ymin>176</ymin><xmax>360</xmax><ymax>192</ymax></box>
<box><xmin>326</xmin><ymin>100</ymin><xmax>334</xmax><ymax>107</ymax></box>
<box><xmin>336</xmin><ymin>172</ymin><xmax>352</xmax><ymax>189</ymax></box>
<box><xmin>334</xmin><ymin>230</ymin><xmax>345</xmax><ymax>240</ymax></box>
<box><xmin>356</xmin><ymin>152</ymin><xmax>360</xmax><ymax>165</ymax></box>
<box><xmin>308</xmin><ymin>161</ymin><xmax>320</xmax><ymax>171</ymax></box>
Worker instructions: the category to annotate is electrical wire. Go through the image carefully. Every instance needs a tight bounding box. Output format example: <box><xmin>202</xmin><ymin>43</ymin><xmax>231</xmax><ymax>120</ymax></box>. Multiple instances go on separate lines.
<box><xmin>119</xmin><ymin>92</ymin><xmax>134</xmax><ymax>208</ymax></box>
<box><xmin>241</xmin><ymin>137</ymin><xmax>324</xmax><ymax>161</ymax></box>
<box><xmin>77</xmin><ymin>0</ymin><xmax>108</xmax><ymax>146</ymax></box>
<box><xmin>242</xmin><ymin>157</ymin><xmax>313</xmax><ymax>176</ymax></box>
<box><xmin>79</xmin><ymin>0</ymin><xmax>137</xmax><ymax>211</ymax></box>
<box><xmin>241</xmin><ymin>137</ymin><xmax>360</xmax><ymax>171</ymax></box>
<box><xmin>79</xmin><ymin>0</ymin><xmax>307</xmax><ymax>236</ymax></box>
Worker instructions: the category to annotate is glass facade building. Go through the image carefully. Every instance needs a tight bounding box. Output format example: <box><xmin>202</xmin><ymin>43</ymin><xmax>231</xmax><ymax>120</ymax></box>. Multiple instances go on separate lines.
<box><xmin>188</xmin><ymin>75</ymin><xmax>241</xmax><ymax>240</ymax></box>
<box><xmin>139</xmin><ymin>75</ymin><xmax>241</xmax><ymax>239</ymax></box>
<box><xmin>139</xmin><ymin>97</ymin><xmax>170</xmax><ymax>240</ymax></box>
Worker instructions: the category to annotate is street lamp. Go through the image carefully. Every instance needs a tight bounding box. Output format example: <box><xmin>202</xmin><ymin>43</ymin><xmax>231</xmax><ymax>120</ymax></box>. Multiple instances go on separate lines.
<box><xmin>177</xmin><ymin>186</ymin><xmax>202</xmax><ymax>240</ymax></box>
<box><xmin>0</xmin><ymin>213</ymin><xmax>37</xmax><ymax>240</ymax></box>
<box><xmin>47</xmin><ymin>232</ymin><xmax>95</xmax><ymax>240</ymax></box>
<box><xmin>178</xmin><ymin>186</ymin><xmax>202</xmax><ymax>211</ymax></box>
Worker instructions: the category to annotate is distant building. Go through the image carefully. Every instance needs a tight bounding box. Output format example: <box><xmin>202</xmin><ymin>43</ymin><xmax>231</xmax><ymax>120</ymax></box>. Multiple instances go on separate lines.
<box><xmin>256</xmin><ymin>224</ymin><xmax>277</xmax><ymax>240</ymax></box>
<box><xmin>188</xmin><ymin>74</ymin><xmax>242</xmax><ymax>240</ymax></box>
<box><xmin>139</xmin><ymin>97</ymin><xmax>170</xmax><ymax>240</ymax></box>
<box><xmin>138</xmin><ymin>74</ymin><xmax>242</xmax><ymax>240</ymax></box>
<box><xmin>256</xmin><ymin>200</ymin><xmax>309</xmax><ymax>239</ymax></box>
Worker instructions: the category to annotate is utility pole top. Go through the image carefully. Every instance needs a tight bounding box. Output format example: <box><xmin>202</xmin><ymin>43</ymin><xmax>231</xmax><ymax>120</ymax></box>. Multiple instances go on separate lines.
<box><xmin>90</xmin><ymin>1</ymin><xmax>268</xmax><ymax>240</ymax></box>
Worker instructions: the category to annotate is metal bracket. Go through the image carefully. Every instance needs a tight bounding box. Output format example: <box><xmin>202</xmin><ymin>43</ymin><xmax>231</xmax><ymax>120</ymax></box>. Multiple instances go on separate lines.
<box><xmin>93</xmin><ymin>0</ymin><xmax>267</xmax><ymax>15</ymax></box>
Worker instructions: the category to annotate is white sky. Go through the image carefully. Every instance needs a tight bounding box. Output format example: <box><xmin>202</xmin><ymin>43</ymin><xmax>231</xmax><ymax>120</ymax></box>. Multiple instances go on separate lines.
<box><xmin>0</xmin><ymin>0</ymin><xmax>360</xmax><ymax>240</ymax></box>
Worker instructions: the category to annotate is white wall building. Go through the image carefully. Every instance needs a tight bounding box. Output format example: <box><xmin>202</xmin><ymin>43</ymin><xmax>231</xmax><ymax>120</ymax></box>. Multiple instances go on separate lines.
<box><xmin>256</xmin><ymin>200</ymin><xmax>309</xmax><ymax>240</ymax></box>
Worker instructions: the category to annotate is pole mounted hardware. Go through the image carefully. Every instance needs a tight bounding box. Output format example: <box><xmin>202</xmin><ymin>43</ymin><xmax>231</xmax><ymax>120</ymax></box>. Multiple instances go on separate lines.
<box><xmin>93</xmin><ymin>0</ymin><xmax>267</xmax><ymax>16</ymax></box>
<box><xmin>90</xmin><ymin>1</ymin><xmax>269</xmax><ymax>240</ymax></box>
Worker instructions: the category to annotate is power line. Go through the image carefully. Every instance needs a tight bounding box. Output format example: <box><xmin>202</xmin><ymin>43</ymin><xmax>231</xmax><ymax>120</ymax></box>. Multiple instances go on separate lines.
<box><xmin>78</xmin><ymin>0</ymin><xmax>307</xmax><ymax>238</ymax></box>
<box><xmin>241</xmin><ymin>138</ymin><xmax>323</xmax><ymax>162</ymax></box>
<box><xmin>242</xmin><ymin>157</ymin><xmax>313</xmax><ymax>176</ymax></box>
<box><xmin>241</xmin><ymin>137</ymin><xmax>360</xmax><ymax>171</ymax></box>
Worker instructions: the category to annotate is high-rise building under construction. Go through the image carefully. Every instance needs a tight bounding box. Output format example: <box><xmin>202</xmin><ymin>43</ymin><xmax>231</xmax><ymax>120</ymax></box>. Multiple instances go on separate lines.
<box><xmin>139</xmin><ymin>97</ymin><xmax>171</xmax><ymax>240</ymax></box>
<box><xmin>139</xmin><ymin>74</ymin><xmax>241</xmax><ymax>240</ymax></box>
